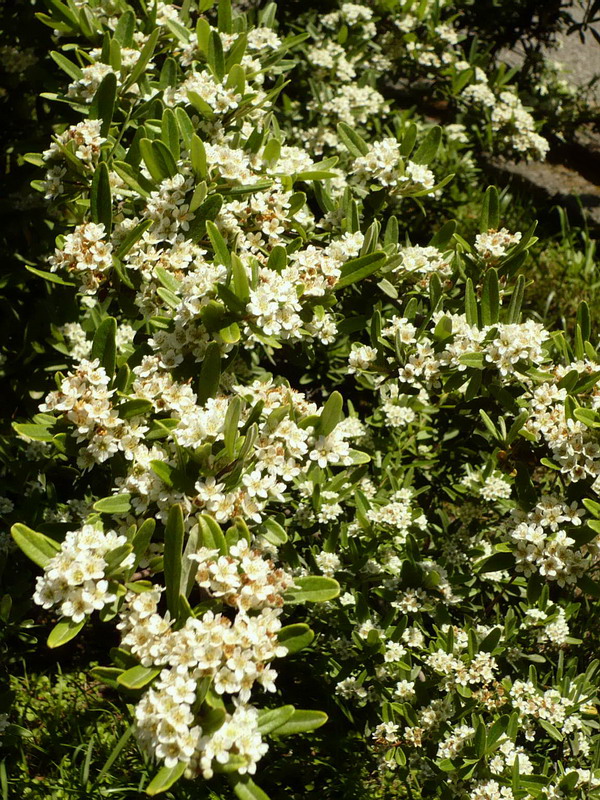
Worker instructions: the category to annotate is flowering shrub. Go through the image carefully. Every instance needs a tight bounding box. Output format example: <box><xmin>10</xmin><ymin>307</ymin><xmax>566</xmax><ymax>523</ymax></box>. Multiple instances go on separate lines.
<box><xmin>3</xmin><ymin>1</ymin><xmax>600</xmax><ymax>799</ymax></box>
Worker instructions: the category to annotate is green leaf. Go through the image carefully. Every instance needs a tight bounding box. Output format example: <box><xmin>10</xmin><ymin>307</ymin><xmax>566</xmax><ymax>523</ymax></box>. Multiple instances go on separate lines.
<box><xmin>164</xmin><ymin>504</ymin><xmax>185</xmax><ymax>617</ymax></box>
<box><xmin>336</xmin><ymin>122</ymin><xmax>369</xmax><ymax>157</ymax></box>
<box><xmin>161</xmin><ymin>108</ymin><xmax>179</xmax><ymax>158</ymax></box>
<box><xmin>230</xmin><ymin>776</ymin><xmax>271</xmax><ymax>800</ymax></box>
<box><xmin>13</xmin><ymin>422</ymin><xmax>55</xmax><ymax>442</ymax></box>
<box><xmin>573</xmin><ymin>407</ymin><xmax>600</xmax><ymax>428</ymax></box>
<box><xmin>506</xmin><ymin>274</ymin><xmax>526</xmax><ymax>323</ymax></box>
<box><xmin>399</xmin><ymin>123</ymin><xmax>417</xmax><ymax>157</ymax></box>
<box><xmin>284</xmin><ymin>576</ymin><xmax>340</xmax><ymax>604</ymax></box>
<box><xmin>93</xmin><ymin>494</ymin><xmax>132</xmax><ymax>514</ymax></box>
<box><xmin>11</xmin><ymin>524</ymin><xmax>60</xmax><ymax>568</ymax></box>
<box><xmin>112</xmin><ymin>160</ymin><xmax>153</xmax><ymax>197</ymax></box>
<box><xmin>90</xmin><ymin>666</ymin><xmax>124</xmax><ymax>690</ymax></box>
<box><xmin>182</xmin><ymin>524</ymin><xmax>202</xmax><ymax>597</ymax></box>
<box><xmin>478</xmin><ymin>552</ymin><xmax>514</xmax><ymax>573</ymax></box>
<box><xmin>257</xmin><ymin>706</ymin><xmax>295</xmax><ymax>734</ymax></box>
<box><xmin>132</xmin><ymin>518</ymin><xmax>156</xmax><ymax>568</ymax></box>
<box><xmin>336</xmin><ymin>252</ymin><xmax>386</xmax><ymax>290</ymax></box>
<box><xmin>231</xmin><ymin>253</ymin><xmax>250</xmax><ymax>302</ymax></box>
<box><xmin>262</xmin><ymin>518</ymin><xmax>288</xmax><ymax>546</ymax></box>
<box><xmin>316</xmin><ymin>391</ymin><xmax>343</xmax><ymax>437</ymax></box>
<box><xmin>277</xmin><ymin>623</ymin><xmax>314</xmax><ymax>654</ymax></box>
<box><xmin>50</xmin><ymin>50</ymin><xmax>83</xmax><ymax>80</ymax></box>
<box><xmin>198</xmin><ymin>342</ymin><xmax>221</xmax><ymax>404</ymax></box>
<box><xmin>217</xmin><ymin>0</ymin><xmax>233</xmax><ymax>32</ymax></box>
<box><xmin>187</xmin><ymin>194</ymin><xmax>223</xmax><ymax>242</ymax></box>
<box><xmin>89</xmin><ymin>72</ymin><xmax>118</xmax><ymax>137</ymax></box>
<box><xmin>47</xmin><ymin>618</ymin><xmax>85</xmax><ymax>649</ymax></box>
<box><xmin>224</xmin><ymin>396</ymin><xmax>242</xmax><ymax>459</ymax></box>
<box><xmin>266</xmin><ymin>245</ymin><xmax>287</xmax><ymax>272</ymax></box>
<box><xmin>140</xmin><ymin>139</ymin><xmax>178</xmax><ymax>182</ymax></box>
<box><xmin>538</xmin><ymin>719</ymin><xmax>563</xmax><ymax>741</ymax></box>
<box><xmin>91</xmin><ymin>317</ymin><xmax>117</xmax><ymax>377</ymax></box>
<box><xmin>583</xmin><ymin>498</ymin><xmax>600</xmax><ymax>518</ymax></box>
<box><xmin>91</xmin><ymin>162</ymin><xmax>112</xmax><ymax>232</ymax></box>
<box><xmin>199</xmin><ymin>514</ymin><xmax>228</xmax><ymax>555</ymax></box>
<box><xmin>206</xmin><ymin>219</ymin><xmax>231</xmax><ymax>267</ymax></box>
<box><xmin>270</xmin><ymin>709</ymin><xmax>328</xmax><ymax>736</ymax></box>
<box><xmin>124</xmin><ymin>28</ymin><xmax>159</xmax><ymax>91</ymax></box>
<box><xmin>480</xmin><ymin>185</ymin><xmax>500</xmax><ymax>232</ymax></box>
<box><xmin>150</xmin><ymin>460</ymin><xmax>176</xmax><ymax>487</ymax></box>
<box><xmin>577</xmin><ymin>300</ymin><xmax>591</xmax><ymax>343</ymax></box>
<box><xmin>208</xmin><ymin>30</ymin><xmax>225</xmax><ymax>80</ymax></box>
<box><xmin>117</xmin><ymin>666</ymin><xmax>161</xmax><ymax>690</ymax></box>
<box><xmin>25</xmin><ymin>265</ymin><xmax>75</xmax><ymax>286</ymax></box>
<box><xmin>119</xmin><ymin>399</ymin><xmax>153</xmax><ymax>419</ymax></box>
<box><xmin>190</xmin><ymin>134</ymin><xmax>207</xmax><ymax>180</ymax></box>
<box><xmin>481</xmin><ymin>267</ymin><xmax>499</xmax><ymax>326</ymax></box>
<box><xmin>146</xmin><ymin>762</ymin><xmax>187</xmax><ymax>796</ymax></box>
<box><xmin>430</xmin><ymin>220</ymin><xmax>456</xmax><ymax>249</ymax></box>
<box><xmin>458</xmin><ymin>352</ymin><xmax>485</xmax><ymax>369</ymax></box>
<box><xmin>465</xmin><ymin>278</ymin><xmax>478</xmax><ymax>327</ymax></box>
<box><xmin>114</xmin><ymin>219</ymin><xmax>153</xmax><ymax>259</ymax></box>
<box><xmin>187</xmin><ymin>89</ymin><xmax>216</xmax><ymax>119</ymax></box>
<box><xmin>411</xmin><ymin>126</ymin><xmax>441</xmax><ymax>165</ymax></box>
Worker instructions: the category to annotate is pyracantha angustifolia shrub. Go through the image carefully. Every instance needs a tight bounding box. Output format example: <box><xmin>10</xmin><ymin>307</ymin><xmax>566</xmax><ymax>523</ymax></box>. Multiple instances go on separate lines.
<box><xmin>5</xmin><ymin>1</ymin><xmax>600</xmax><ymax>799</ymax></box>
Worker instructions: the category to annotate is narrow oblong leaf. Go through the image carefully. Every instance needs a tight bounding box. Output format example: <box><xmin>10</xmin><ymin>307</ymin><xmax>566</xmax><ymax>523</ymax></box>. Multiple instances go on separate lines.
<box><xmin>132</xmin><ymin>518</ymin><xmax>156</xmax><ymax>568</ymax></box>
<box><xmin>89</xmin><ymin>71</ymin><xmax>118</xmax><ymax>137</ymax></box>
<box><xmin>47</xmin><ymin>618</ymin><xmax>85</xmax><ymax>649</ymax></box>
<box><xmin>117</xmin><ymin>665</ymin><xmax>161</xmax><ymax>690</ymax></box>
<box><xmin>197</xmin><ymin>342</ymin><xmax>221</xmax><ymax>405</ymax></box>
<box><xmin>411</xmin><ymin>125</ymin><xmax>442</xmax><ymax>165</ymax></box>
<box><xmin>316</xmin><ymin>391</ymin><xmax>343</xmax><ymax>437</ymax></box>
<box><xmin>336</xmin><ymin>122</ymin><xmax>369</xmax><ymax>157</ymax></box>
<box><xmin>230</xmin><ymin>776</ymin><xmax>272</xmax><ymax>800</ymax></box>
<box><xmin>270</xmin><ymin>709</ymin><xmax>328</xmax><ymax>736</ymax></box>
<box><xmin>91</xmin><ymin>317</ymin><xmax>117</xmax><ymax>377</ymax></box>
<box><xmin>164</xmin><ymin>504</ymin><xmax>184</xmax><ymax>617</ymax></box>
<box><xmin>91</xmin><ymin>161</ymin><xmax>112</xmax><ymax>232</ymax></box>
<box><xmin>257</xmin><ymin>706</ymin><xmax>295</xmax><ymax>734</ymax></box>
<box><xmin>11</xmin><ymin>524</ymin><xmax>60</xmax><ymax>568</ymax></box>
<box><xmin>124</xmin><ymin>28</ymin><xmax>159</xmax><ymax>91</ymax></box>
<box><xmin>481</xmin><ymin>268</ymin><xmax>499</xmax><ymax>326</ymax></box>
<box><xmin>206</xmin><ymin>219</ymin><xmax>231</xmax><ymax>267</ymax></box>
<box><xmin>277</xmin><ymin>623</ymin><xmax>314</xmax><ymax>654</ymax></box>
<box><xmin>336</xmin><ymin>252</ymin><xmax>386</xmax><ymax>290</ymax></box>
<box><xmin>284</xmin><ymin>576</ymin><xmax>340</xmax><ymax>604</ymax></box>
<box><xmin>480</xmin><ymin>185</ymin><xmax>500</xmax><ymax>232</ymax></box>
<box><xmin>146</xmin><ymin>762</ymin><xmax>187</xmax><ymax>796</ymax></box>
<box><xmin>93</xmin><ymin>494</ymin><xmax>132</xmax><ymax>514</ymax></box>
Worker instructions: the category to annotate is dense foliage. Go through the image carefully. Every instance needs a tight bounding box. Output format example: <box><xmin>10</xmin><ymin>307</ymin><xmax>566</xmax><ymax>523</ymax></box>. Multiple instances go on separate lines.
<box><xmin>2</xmin><ymin>1</ymin><xmax>600</xmax><ymax>799</ymax></box>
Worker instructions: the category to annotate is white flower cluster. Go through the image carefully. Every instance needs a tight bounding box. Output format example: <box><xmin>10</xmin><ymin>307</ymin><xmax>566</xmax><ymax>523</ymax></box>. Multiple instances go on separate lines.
<box><xmin>33</xmin><ymin>524</ymin><xmax>129</xmax><ymax>622</ymax></box>
<box><xmin>40</xmin><ymin>358</ymin><xmax>147</xmax><ymax>468</ymax></box>
<box><xmin>48</xmin><ymin>223</ymin><xmax>113</xmax><ymax>294</ymax></box>
<box><xmin>425</xmin><ymin>649</ymin><xmax>498</xmax><ymax>690</ymax></box>
<box><xmin>463</xmin><ymin>75</ymin><xmax>549</xmax><ymax>161</ymax></box>
<box><xmin>67</xmin><ymin>63</ymin><xmax>116</xmax><ymax>103</ymax></box>
<box><xmin>189</xmin><ymin>540</ymin><xmax>295</xmax><ymax>610</ymax></box>
<box><xmin>136</xmin><ymin>686</ymin><xmax>268</xmax><ymax>779</ymax></box>
<box><xmin>367</xmin><ymin>488</ymin><xmax>425</xmax><ymax>544</ymax></box>
<box><xmin>352</xmin><ymin>138</ymin><xmax>435</xmax><ymax>193</ymax></box>
<box><xmin>526</xmin><ymin>366</ymin><xmax>600</xmax><ymax>483</ymax></box>
<box><xmin>393</xmin><ymin>245</ymin><xmax>452</xmax><ymax>286</ymax></box>
<box><xmin>508</xmin><ymin>497</ymin><xmax>591</xmax><ymax>585</ymax></box>
<box><xmin>511</xmin><ymin>680</ymin><xmax>584</xmax><ymax>739</ymax></box>
<box><xmin>475</xmin><ymin>228</ymin><xmax>522</xmax><ymax>259</ymax></box>
<box><xmin>118</xmin><ymin>576</ymin><xmax>288</xmax><ymax>776</ymax></box>
<box><xmin>392</xmin><ymin>312</ymin><xmax>549</xmax><ymax>385</ymax></box>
